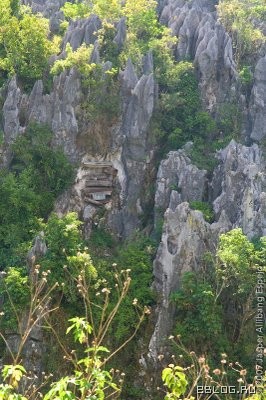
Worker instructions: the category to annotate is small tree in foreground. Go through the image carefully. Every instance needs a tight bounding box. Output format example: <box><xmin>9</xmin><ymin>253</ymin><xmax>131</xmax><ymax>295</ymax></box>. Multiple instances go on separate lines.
<box><xmin>161</xmin><ymin>337</ymin><xmax>266</xmax><ymax>400</ymax></box>
<box><xmin>0</xmin><ymin>254</ymin><xmax>149</xmax><ymax>399</ymax></box>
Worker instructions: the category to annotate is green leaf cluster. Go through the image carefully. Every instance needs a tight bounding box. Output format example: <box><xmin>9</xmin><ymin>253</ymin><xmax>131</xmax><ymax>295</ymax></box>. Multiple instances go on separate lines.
<box><xmin>0</xmin><ymin>364</ymin><xmax>27</xmax><ymax>399</ymax></box>
<box><xmin>172</xmin><ymin>228</ymin><xmax>266</xmax><ymax>369</ymax></box>
<box><xmin>153</xmin><ymin>62</ymin><xmax>216</xmax><ymax>156</ymax></box>
<box><xmin>0</xmin><ymin>322</ymin><xmax>120</xmax><ymax>400</ymax></box>
<box><xmin>41</xmin><ymin>213</ymin><xmax>97</xmax><ymax>302</ymax></box>
<box><xmin>110</xmin><ymin>237</ymin><xmax>155</xmax><ymax>342</ymax></box>
<box><xmin>172</xmin><ymin>272</ymin><xmax>224</xmax><ymax>352</ymax></box>
<box><xmin>61</xmin><ymin>0</ymin><xmax>92</xmax><ymax>21</ymax></box>
<box><xmin>189</xmin><ymin>201</ymin><xmax>214</xmax><ymax>223</ymax></box>
<box><xmin>162</xmin><ymin>365</ymin><xmax>188</xmax><ymax>400</ymax></box>
<box><xmin>0</xmin><ymin>123</ymin><xmax>74</xmax><ymax>267</ymax></box>
<box><xmin>51</xmin><ymin>43</ymin><xmax>120</xmax><ymax>121</ymax></box>
<box><xmin>87</xmin><ymin>229</ymin><xmax>154</xmax><ymax>344</ymax></box>
<box><xmin>217</xmin><ymin>0</ymin><xmax>266</xmax><ymax>65</ymax></box>
<box><xmin>216</xmin><ymin>228</ymin><xmax>259</xmax><ymax>298</ymax></box>
<box><xmin>0</xmin><ymin>267</ymin><xmax>30</xmax><ymax>331</ymax></box>
<box><xmin>0</xmin><ymin>1</ymin><xmax>58</xmax><ymax>87</ymax></box>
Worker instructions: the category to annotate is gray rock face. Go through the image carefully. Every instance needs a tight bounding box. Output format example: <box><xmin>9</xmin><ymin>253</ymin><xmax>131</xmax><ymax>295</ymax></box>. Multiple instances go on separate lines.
<box><xmin>1</xmin><ymin>51</ymin><xmax>155</xmax><ymax>237</ymax></box>
<box><xmin>6</xmin><ymin>329</ymin><xmax>46</xmax><ymax>385</ymax></box>
<box><xmin>114</xmin><ymin>18</ymin><xmax>127</xmax><ymax>50</ymax></box>
<box><xmin>148</xmin><ymin>202</ymin><xmax>231</xmax><ymax>362</ymax></box>
<box><xmin>3</xmin><ymin>77</ymin><xmax>21</xmax><ymax>145</ymax></box>
<box><xmin>108</xmin><ymin>61</ymin><xmax>156</xmax><ymax>237</ymax></box>
<box><xmin>1</xmin><ymin>1</ymin><xmax>265</xmax><ymax>395</ymax></box>
<box><xmin>148</xmin><ymin>137</ymin><xmax>266</xmax><ymax>360</ymax></box>
<box><xmin>211</xmin><ymin>140</ymin><xmax>266</xmax><ymax>238</ymax></box>
<box><xmin>27</xmin><ymin>233</ymin><xmax>47</xmax><ymax>270</ymax></box>
<box><xmin>160</xmin><ymin>0</ymin><xmax>236</xmax><ymax>110</ymax></box>
<box><xmin>62</xmin><ymin>15</ymin><xmax>102</xmax><ymax>50</ymax></box>
<box><xmin>50</xmin><ymin>57</ymin><xmax>155</xmax><ymax>238</ymax></box>
<box><xmin>21</xmin><ymin>0</ymin><xmax>67</xmax><ymax>32</ymax></box>
<box><xmin>154</xmin><ymin>150</ymin><xmax>207</xmax><ymax>222</ymax></box>
<box><xmin>2</xmin><ymin>69</ymin><xmax>82</xmax><ymax>162</ymax></box>
<box><xmin>250</xmin><ymin>55</ymin><xmax>266</xmax><ymax>141</ymax></box>
<box><xmin>160</xmin><ymin>0</ymin><xmax>266</xmax><ymax>143</ymax></box>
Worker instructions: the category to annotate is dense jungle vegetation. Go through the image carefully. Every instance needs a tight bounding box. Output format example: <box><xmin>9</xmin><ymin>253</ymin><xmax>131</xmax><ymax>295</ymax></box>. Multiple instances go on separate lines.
<box><xmin>0</xmin><ymin>0</ymin><xmax>265</xmax><ymax>399</ymax></box>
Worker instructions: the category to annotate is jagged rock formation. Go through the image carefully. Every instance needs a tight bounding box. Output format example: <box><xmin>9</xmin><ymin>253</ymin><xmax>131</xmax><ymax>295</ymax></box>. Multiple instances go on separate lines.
<box><xmin>62</xmin><ymin>14</ymin><xmax>102</xmax><ymax>50</ymax></box>
<box><xmin>154</xmin><ymin>149</ymin><xmax>207</xmax><ymax>226</ymax></box>
<box><xmin>211</xmin><ymin>140</ymin><xmax>266</xmax><ymax>238</ymax></box>
<box><xmin>1</xmin><ymin>52</ymin><xmax>155</xmax><ymax>238</ymax></box>
<box><xmin>160</xmin><ymin>0</ymin><xmax>266</xmax><ymax>143</ymax></box>
<box><xmin>160</xmin><ymin>0</ymin><xmax>236</xmax><ymax>111</ymax></box>
<box><xmin>148</xmin><ymin>202</ymin><xmax>231</xmax><ymax>363</ymax></box>
<box><xmin>54</xmin><ymin>56</ymin><xmax>155</xmax><ymax>237</ymax></box>
<box><xmin>143</xmin><ymin>1</ymin><xmax>266</xmax><ymax>370</ymax></box>
<box><xmin>2</xmin><ymin>77</ymin><xmax>22</xmax><ymax>145</ymax></box>
<box><xmin>250</xmin><ymin>54</ymin><xmax>266</xmax><ymax>141</ymax></box>
<box><xmin>27</xmin><ymin>233</ymin><xmax>48</xmax><ymax>270</ymax></box>
<box><xmin>21</xmin><ymin>0</ymin><xmax>67</xmax><ymax>32</ymax></box>
<box><xmin>147</xmin><ymin>138</ymin><xmax>266</xmax><ymax>362</ymax></box>
<box><xmin>2</xmin><ymin>68</ymin><xmax>82</xmax><ymax>162</ymax></box>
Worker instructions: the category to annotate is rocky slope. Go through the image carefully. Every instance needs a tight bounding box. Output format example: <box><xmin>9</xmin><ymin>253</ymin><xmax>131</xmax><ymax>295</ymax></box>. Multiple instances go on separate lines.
<box><xmin>148</xmin><ymin>140</ymin><xmax>266</xmax><ymax>366</ymax></box>
<box><xmin>146</xmin><ymin>0</ymin><xmax>266</xmax><ymax>367</ymax></box>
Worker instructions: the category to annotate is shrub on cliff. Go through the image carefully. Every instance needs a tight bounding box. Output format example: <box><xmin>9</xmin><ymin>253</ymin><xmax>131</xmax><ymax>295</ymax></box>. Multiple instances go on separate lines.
<box><xmin>0</xmin><ymin>1</ymin><xmax>58</xmax><ymax>87</ymax></box>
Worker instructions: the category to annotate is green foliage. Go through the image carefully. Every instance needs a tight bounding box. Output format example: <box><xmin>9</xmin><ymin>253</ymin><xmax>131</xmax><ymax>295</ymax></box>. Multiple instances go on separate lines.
<box><xmin>66</xmin><ymin>317</ymin><xmax>93</xmax><ymax>343</ymax></box>
<box><xmin>41</xmin><ymin>213</ymin><xmax>97</xmax><ymax>302</ymax></box>
<box><xmin>88</xmin><ymin>230</ymin><xmax>154</xmax><ymax>344</ymax></box>
<box><xmin>187</xmin><ymin>137</ymin><xmax>219</xmax><ymax>171</ymax></box>
<box><xmin>62</xmin><ymin>0</ymin><xmax>122</xmax><ymax>21</ymax></box>
<box><xmin>189</xmin><ymin>201</ymin><xmax>214</xmax><ymax>223</ymax></box>
<box><xmin>161</xmin><ymin>348</ymin><xmax>266</xmax><ymax>400</ymax></box>
<box><xmin>172</xmin><ymin>272</ymin><xmax>224</xmax><ymax>352</ymax></box>
<box><xmin>216</xmin><ymin>228</ymin><xmax>257</xmax><ymax>298</ymax></box>
<box><xmin>81</xmin><ymin>67</ymin><xmax>120</xmax><ymax>121</ymax></box>
<box><xmin>12</xmin><ymin>123</ymin><xmax>74</xmax><ymax>202</ymax></box>
<box><xmin>0</xmin><ymin>2</ymin><xmax>58</xmax><ymax>87</ymax></box>
<box><xmin>111</xmin><ymin>237</ymin><xmax>155</xmax><ymax>342</ymax></box>
<box><xmin>217</xmin><ymin>0</ymin><xmax>266</xmax><ymax>65</ymax></box>
<box><xmin>216</xmin><ymin>102</ymin><xmax>242</xmax><ymax>138</ymax></box>
<box><xmin>0</xmin><ymin>244</ymin><xmax>142</xmax><ymax>400</ymax></box>
<box><xmin>0</xmin><ymin>267</ymin><xmax>30</xmax><ymax>331</ymax></box>
<box><xmin>0</xmin><ymin>321</ymin><xmax>121</xmax><ymax>400</ymax></box>
<box><xmin>239</xmin><ymin>65</ymin><xmax>253</xmax><ymax>85</ymax></box>
<box><xmin>97</xmin><ymin>22</ymin><xmax>121</xmax><ymax>67</ymax></box>
<box><xmin>10</xmin><ymin>0</ymin><xmax>19</xmax><ymax>16</ymax></box>
<box><xmin>162</xmin><ymin>365</ymin><xmax>188</xmax><ymax>400</ymax></box>
<box><xmin>61</xmin><ymin>0</ymin><xmax>92</xmax><ymax>21</ymax></box>
<box><xmin>51</xmin><ymin>43</ymin><xmax>96</xmax><ymax>77</ymax></box>
<box><xmin>172</xmin><ymin>228</ymin><xmax>265</xmax><ymax>371</ymax></box>
<box><xmin>153</xmin><ymin>62</ymin><xmax>216</xmax><ymax>156</ymax></box>
<box><xmin>0</xmin><ymin>169</ymin><xmax>42</xmax><ymax>266</ymax></box>
<box><xmin>0</xmin><ymin>123</ymin><xmax>73</xmax><ymax>267</ymax></box>
<box><xmin>188</xmin><ymin>133</ymin><xmax>238</xmax><ymax>171</ymax></box>
<box><xmin>186</xmin><ymin>100</ymin><xmax>242</xmax><ymax>171</ymax></box>
<box><xmin>58</xmin><ymin>0</ymin><xmax>217</xmax><ymax>165</ymax></box>
<box><xmin>93</xmin><ymin>0</ymin><xmax>122</xmax><ymax>21</ymax></box>
<box><xmin>120</xmin><ymin>0</ymin><xmax>175</xmax><ymax>67</ymax></box>
<box><xmin>61</xmin><ymin>0</ymin><xmax>177</xmax><ymax>79</ymax></box>
<box><xmin>2</xmin><ymin>364</ymin><xmax>26</xmax><ymax>388</ymax></box>
<box><xmin>88</xmin><ymin>226</ymin><xmax>115</xmax><ymax>250</ymax></box>
<box><xmin>51</xmin><ymin>43</ymin><xmax>120</xmax><ymax>121</ymax></box>
<box><xmin>0</xmin><ymin>365</ymin><xmax>28</xmax><ymax>399</ymax></box>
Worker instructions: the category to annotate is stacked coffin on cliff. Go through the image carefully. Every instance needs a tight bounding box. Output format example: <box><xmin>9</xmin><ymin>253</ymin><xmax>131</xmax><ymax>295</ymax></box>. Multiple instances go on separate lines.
<box><xmin>81</xmin><ymin>161</ymin><xmax>116</xmax><ymax>206</ymax></box>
